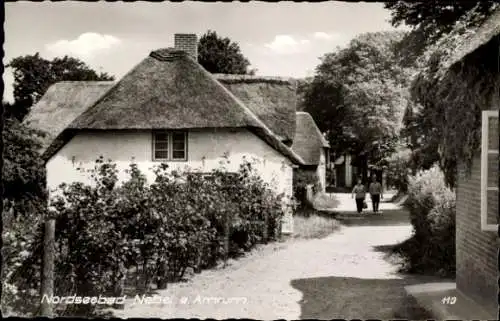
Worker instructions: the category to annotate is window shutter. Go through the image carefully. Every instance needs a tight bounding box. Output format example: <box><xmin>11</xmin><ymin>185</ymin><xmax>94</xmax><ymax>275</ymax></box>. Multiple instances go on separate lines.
<box><xmin>481</xmin><ymin>110</ymin><xmax>499</xmax><ymax>231</ymax></box>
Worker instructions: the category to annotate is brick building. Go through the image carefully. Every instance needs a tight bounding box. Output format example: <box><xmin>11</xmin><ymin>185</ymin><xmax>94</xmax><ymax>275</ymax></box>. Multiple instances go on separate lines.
<box><xmin>436</xmin><ymin>8</ymin><xmax>500</xmax><ymax>318</ymax></box>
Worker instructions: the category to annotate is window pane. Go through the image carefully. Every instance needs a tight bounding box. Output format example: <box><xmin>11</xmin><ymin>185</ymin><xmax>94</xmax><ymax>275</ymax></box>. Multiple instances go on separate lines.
<box><xmin>487</xmin><ymin>153</ymin><xmax>498</xmax><ymax>188</ymax></box>
<box><xmin>487</xmin><ymin>189</ymin><xmax>498</xmax><ymax>225</ymax></box>
<box><xmin>155</xmin><ymin>133</ymin><xmax>168</xmax><ymax>141</ymax></box>
<box><xmin>155</xmin><ymin>142</ymin><xmax>169</xmax><ymax>150</ymax></box>
<box><xmin>172</xmin><ymin>132</ymin><xmax>186</xmax><ymax>159</ymax></box>
<box><xmin>173</xmin><ymin>142</ymin><xmax>185</xmax><ymax>150</ymax></box>
<box><xmin>172</xmin><ymin>132</ymin><xmax>185</xmax><ymax>142</ymax></box>
<box><xmin>155</xmin><ymin>150</ymin><xmax>169</xmax><ymax>160</ymax></box>
<box><xmin>488</xmin><ymin>117</ymin><xmax>499</xmax><ymax>150</ymax></box>
<box><xmin>172</xmin><ymin>150</ymin><xmax>185</xmax><ymax>159</ymax></box>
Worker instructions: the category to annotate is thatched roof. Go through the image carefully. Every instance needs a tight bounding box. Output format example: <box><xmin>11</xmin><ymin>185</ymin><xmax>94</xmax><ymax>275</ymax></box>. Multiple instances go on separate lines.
<box><xmin>291</xmin><ymin>112</ymin><xmax>330</xmax><ymax>166</ymax></box>
<box><xmin>422</xmin><ymin>5</ymin><xmax>500</xmax><ymax>79</ymax></box>
<box><xmin>214</xmin><ymin>74</ymin><xmax>297</xmax><ymax>143</ymax></box>
<box><xmin>69</xmin><ymin>50</ymin><xmax>262</xmax><ymax>130</ymax></box>
<box><xmin>40</xmin><ymin>49</ymin><xmax>304</xmax><ymax>165</ymax></box>
<box><xmin>23</xmin><ymin>81</ymin><xmax>114</xmax><ymax>152</ymax></box>
<box><xmin>442</xmin><ymin>7</ymin><xmax>500</xmax><ymax>74</ymax></box>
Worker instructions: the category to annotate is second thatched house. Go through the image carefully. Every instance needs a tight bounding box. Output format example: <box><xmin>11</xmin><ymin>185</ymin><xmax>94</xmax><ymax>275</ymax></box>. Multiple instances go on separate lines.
<box><xmin>24</xmin><ymin>33</ymin><xmax>330</xmax><ymax>234</ymax></box>
<box><xmin>290</xmin><ymin>112</ymin><xmax>330</xmax><ymax>192</ymax></box>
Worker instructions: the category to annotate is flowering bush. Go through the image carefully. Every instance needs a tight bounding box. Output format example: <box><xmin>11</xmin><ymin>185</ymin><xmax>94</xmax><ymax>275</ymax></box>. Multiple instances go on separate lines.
<box><xmin>27</xmin><ymin>156</ymin><xmax>288</xmax><ymax>316</ymax></box>
<box><xmin>397</xmin><ymin>165</ymin><xmax>456</xmax><ymax>276</ymax></box>
<box><xmin>2</xmin><ymin>213</ymin><xmax>44</xmax><ymax>317</ymax></box>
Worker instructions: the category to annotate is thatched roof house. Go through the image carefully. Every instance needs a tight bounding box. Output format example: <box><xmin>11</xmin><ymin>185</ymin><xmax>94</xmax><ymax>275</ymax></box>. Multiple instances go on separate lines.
<box><xmin>291</xmin><ymin>111</ymin><xmax>330</xmax><ymax>166</ymax></box>
<box><xmin>28</xmin><ymin>47</ymin><xmax>305</xmax><ymax>165</ymax></box>
<box><xmin>24</xmin><ymin>33</ymin><xmax>331</xmax><ymax>236</ymax></box>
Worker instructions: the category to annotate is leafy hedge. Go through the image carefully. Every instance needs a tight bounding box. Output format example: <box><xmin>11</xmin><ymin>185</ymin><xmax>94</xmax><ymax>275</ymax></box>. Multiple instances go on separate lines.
<box><xmin>395</xmin><ymin>165</ymin><xmax>456</xmax><ymax>276</ymax></box>
<box><xmin>5</xmin><ymin>157</ymin><xmax>289</xmax><ymax>317</ymax></box>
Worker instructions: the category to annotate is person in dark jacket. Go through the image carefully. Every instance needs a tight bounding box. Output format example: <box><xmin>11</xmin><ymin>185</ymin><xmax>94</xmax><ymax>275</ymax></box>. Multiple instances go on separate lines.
<box><xmin>368</xmin><ymin>175</ymin><xmax>383</xmax><ymax>213</ymax></box>
<box><xmin>351</xmin><ymin>177</ymin><xmax>366</xmax><ymax>213</ymax></box>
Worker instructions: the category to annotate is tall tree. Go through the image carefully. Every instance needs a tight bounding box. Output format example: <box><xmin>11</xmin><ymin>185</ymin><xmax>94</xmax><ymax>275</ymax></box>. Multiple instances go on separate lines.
<box><xmin>198</xmin><ymin>30</ymin><xmax>255</xmax><ymax>75</ymax></box>
<box><xmin>303</xmin><ymin>31</ymin><xmax>414</xmax><ymax>180</ymax></box>
<box><xmin>2</xmin><ymin>112</ymin><xmax>47</xmax><ymax>218</ymax></box>
<box><xmin>7</xmin><ymin>53</ymin><xmax>114</xmax><ymax>121</ymax></box>
<box><xmin>295</xmin><ymin>77</ymin><xmax>313</xmax><ymax>112</ymax></box>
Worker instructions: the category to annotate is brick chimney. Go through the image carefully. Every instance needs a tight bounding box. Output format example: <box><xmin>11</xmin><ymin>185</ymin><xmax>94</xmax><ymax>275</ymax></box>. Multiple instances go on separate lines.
<box><xmin>174</xmin><ymin>33</ymin><xmax>198</xmax><ymax>60</ymax></box>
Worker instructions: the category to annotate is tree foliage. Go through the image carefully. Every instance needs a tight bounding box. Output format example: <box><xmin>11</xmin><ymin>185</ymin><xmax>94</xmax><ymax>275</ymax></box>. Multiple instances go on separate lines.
<box><xmin>303</xmin><ymin>31</ymin><xmax>414</xmax><ymax>171</ymax></box>
<box><xmin>3</xmin><ymin>54</ymin><xmax>114</xmax><ymax>315</ymax></box>
<box><xmin>6</xmin><ymin>53</ymin><xmax>114</xmax><ymax>121</ymax></box>
<box><xmin>392</xmin><ymin>2</ymin><xmax>499</xmax><ymax>187</ymax></box>
<box><xmin>2</xmin><ymin>115</ymin><xmax>47</xmax><ymax>217</ymax></box>
<box><xmin>198</xmin><ymin>30</ymin><xmax>255</xmax><ymax>75</ymax></box>
<box><xmin>385</xmin><ymin>1</ymin><xmax>497</xmax><ymax>67</ymax></box>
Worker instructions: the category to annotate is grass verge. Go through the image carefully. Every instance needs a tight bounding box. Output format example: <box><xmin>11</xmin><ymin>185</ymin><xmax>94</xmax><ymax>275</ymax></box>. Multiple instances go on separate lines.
<box><xmin>293</xmin><ymin>208</ymin><xmax>341</xmax><ymax>239</ymax></box>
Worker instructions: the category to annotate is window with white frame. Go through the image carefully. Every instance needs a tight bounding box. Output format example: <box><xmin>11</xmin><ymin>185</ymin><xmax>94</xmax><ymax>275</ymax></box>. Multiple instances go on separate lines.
<box><xmin>153</xmin><ymin>131</ymin><xmax>187</xmax><ymax>161</ymax></box>
<box><xmin>480</xmin><ymin>110</ymin><xmax>499</xmax><ymax>231</ymax></box>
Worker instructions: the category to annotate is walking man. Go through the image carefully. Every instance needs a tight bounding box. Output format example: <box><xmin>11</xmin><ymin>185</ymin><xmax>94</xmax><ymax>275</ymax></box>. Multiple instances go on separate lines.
<box><xmin>368</xmin><ymin>175</ymin><xmax>383</xmax><ymax>213</ymax></box>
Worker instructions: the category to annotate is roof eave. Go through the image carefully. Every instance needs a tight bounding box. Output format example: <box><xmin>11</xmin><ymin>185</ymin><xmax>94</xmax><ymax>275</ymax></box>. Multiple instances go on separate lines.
<box><xmin>434</xmin><ymin>7</ymin><xmax>500</xmax><ymax>79</ymax></box>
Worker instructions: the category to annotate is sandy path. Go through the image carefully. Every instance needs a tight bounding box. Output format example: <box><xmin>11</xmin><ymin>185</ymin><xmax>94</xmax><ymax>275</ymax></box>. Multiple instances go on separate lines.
<box><xmin>112</xmin><ymin>220</ymin><xmax>429</xmax><ymax>319</ymax></box>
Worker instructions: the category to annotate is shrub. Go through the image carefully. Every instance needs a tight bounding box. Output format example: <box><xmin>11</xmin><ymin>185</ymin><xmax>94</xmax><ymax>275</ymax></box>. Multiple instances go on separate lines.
<box><xmin>398</xmin><ymin>164</ymin><xmax>456</xmax><ymax>276</ymax></box>
<box><xmin>2</xmin><ymin>212</ymin><xmax>44</xmax><ymax>317</ymax></box>
<box><xmin>26</xmin><ymin>157</ymin><xmax>287</xmax><ymax>316</ymax></box>
<box><xmin>384</xmin><ymin>147</ymin><xmax>412</xmax><ymax>193</ymax></box>
<box><xmin>293</xmin><ymin>169</ymin><xmax>321</xmax><ymax>208</ymax></box>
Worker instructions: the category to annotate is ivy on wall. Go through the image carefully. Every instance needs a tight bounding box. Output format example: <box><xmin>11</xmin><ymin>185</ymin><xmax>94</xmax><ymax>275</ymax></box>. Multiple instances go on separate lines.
<box><xmin>411</xmin><ymin>38</ymin><xmax>500</xmax><ymax>187</ymax></box>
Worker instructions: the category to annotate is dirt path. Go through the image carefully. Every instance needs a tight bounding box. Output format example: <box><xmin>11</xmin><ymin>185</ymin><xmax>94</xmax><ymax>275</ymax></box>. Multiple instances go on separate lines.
<box><xmin>112</xmin><ymin>195</ymin><xmax>433</xmax><ymax>319</ymax></box>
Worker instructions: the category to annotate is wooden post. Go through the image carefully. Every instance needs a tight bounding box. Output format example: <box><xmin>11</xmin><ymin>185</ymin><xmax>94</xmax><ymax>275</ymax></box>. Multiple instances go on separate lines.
<box><xmin>135</xmin><ymin>262</ymin><xmax>140</xmax><ymax>289</ymax></box>
<box><xmin>263</xmin><ymin>212</ymin><xmax>269</xmax><ymax>243</ymax></box>
<box><xmin>194</xmin><ymin>250</ymin><xmax>202</xmax><ymax>274</ymax></box>
<box><xmin>223</xmin><ymin>210</ymin><xmax>230</xmax><ymax>267</ymax></box>
<box><xmin>156</xmin><ymin>260</ymin><xmax>168</xmax><ymax>289</ymax></box>
<box><xmin>40</xmin><ymin>219</ymin><xmax>55</xmax><ymax>317</ymax></box>
<box><xmin>275</xmin><ymin>217</ymin><xmax>282</xmax><ymax>240</ymax></box>
<box><xmin>113</xmin><ymin>262</ymin><xmax>126</xmax><ymax>309</ymax></box>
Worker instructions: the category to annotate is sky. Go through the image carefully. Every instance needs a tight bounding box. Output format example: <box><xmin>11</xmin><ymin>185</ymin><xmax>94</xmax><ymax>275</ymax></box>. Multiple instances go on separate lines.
<box><xmin>3</xmin><ymin>1</ymin><xmax>407</xmax><ymax>102</ymax></box>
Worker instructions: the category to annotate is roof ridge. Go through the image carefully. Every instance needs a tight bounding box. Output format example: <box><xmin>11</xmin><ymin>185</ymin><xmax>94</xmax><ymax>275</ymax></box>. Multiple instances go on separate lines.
<box><xmin>150</xmin><ymin>48</ymin><xmax>191</xmax><ymax>61</ymax></box>
<box><xmin>54</xmin><ymin>80</ymin><xmax>115</xmax><ymax>84</ymax></box>
<box><xmin>214</xmin><ymin>73</ymin><xmax>297</xmax><ymax>85</ymax></box>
